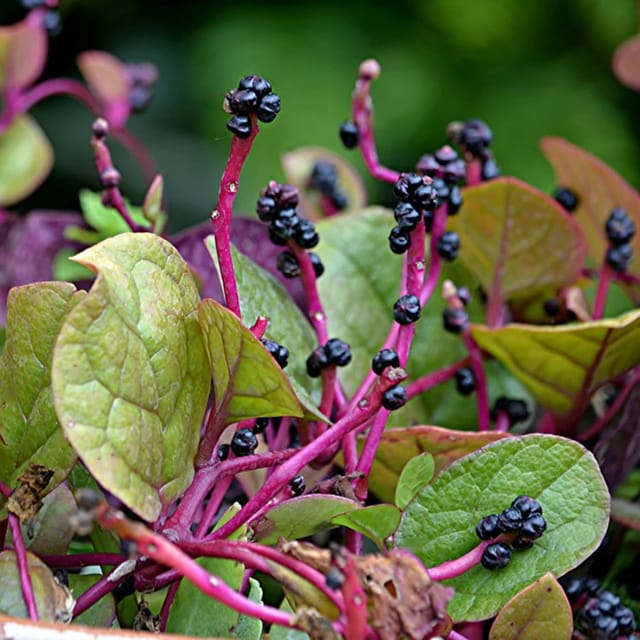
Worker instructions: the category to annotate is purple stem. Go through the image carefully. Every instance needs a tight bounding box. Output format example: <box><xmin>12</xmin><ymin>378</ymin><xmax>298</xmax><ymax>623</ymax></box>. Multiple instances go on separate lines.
<box><xmin>211</xmin><ymin>121</ymin><xmax>260</xmax><ymax>317</ymax></box>
<box><xmin>405</xmin><ymin>357</ymin><xmax>470</xmax><ymax>401</ymax></box>
<box><xmin>465</xmin><ymin>158</ymin><xmax>482</xmax><ymax>187</ymax></box>
<box><xmin>494</xmin><ymin>411</ymin><xmax>510</xmax><ymax>433</ymax></box>
<box><xmin>463</xmin><ymin>331</ymin><xmax>490</xmax><ymax>431</ymax></box>
<box><xmin>194</xmin><ymin>477</ymin><xmax>233</xmax><ymax>538</ymax></box>
<box><xmin>158</xmin><ymin>580</ymin><xmax>181</xmax><ymax>631</ymax></box>
<box><xmin>427</xmin><ymin>540</ymin><xmax>491</xmax><ymax>581</ymax></box>
<box><xmin>36</xmin><ymin>553</ymin><xmax>125</xmax><ymax>568</ymax></box>
<box><xmin>8</xmin><ymin>514</ymin><xmax>39</xmax><ymax>620</ymax></box>
<box><xmin>352</xmin><ymin>60</ymin><xmax>400</xmax><ymax>184</ymax></box>
<box><xmin>420</xmin><ymin>205</ymin><xmax>448</xmax><ymax>307</ymax></box>
<box><xmin>0</xmin><ymin>518</ymin><xmax>7</xmax><ymax>549</ymax></box>
<box><xmin>593</xmin><ymin>262</ymin><xmax>615</xmax><ymax>320</ymax></box>
<box><xmin>74</xmin><ymin>570</ymin><xmax>131</xmax><ymax>617</ymax></box>
<box><xmin>355</xmin><ymin>408</ymin><xmax>389</xmax><ymax>481</ymax></box>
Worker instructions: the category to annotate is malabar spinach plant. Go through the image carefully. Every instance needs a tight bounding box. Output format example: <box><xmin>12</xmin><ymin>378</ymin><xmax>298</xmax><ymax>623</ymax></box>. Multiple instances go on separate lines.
<box><xmin>1</xmin><ymin>2</ymin><xmax>640</xmax><ymax>639</ymax></box>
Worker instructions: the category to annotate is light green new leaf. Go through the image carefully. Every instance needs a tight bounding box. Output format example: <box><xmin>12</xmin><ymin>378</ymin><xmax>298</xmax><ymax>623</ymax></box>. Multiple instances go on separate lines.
<box><xmin>0</xmin><ymin>115</ymin><xmax>53</xmax><ymax>206</ymax></box>
<box><xmin>331</xmin><ymin>504</ymin><xmax>401</xmax><ymax>550</ymax></box>
<box><xmin>0</xmin><ymin>283</ymin><xmax>80</xmax><ymax>514</ymax></box>
<box><xmin>395</xmin><ymin>453</ymin><xmax>435</xmax><ymax>510</ymax></box>
<box><xmin>395</xmin><ymin>435</ymin><xmax>609</xmax><ymax>622</ymax></box>
<box><xmin>52</xmin><ymin>233</ymin><xmax>210</xmax><ymax>522</ymax></box>
<box><xmin>489</xmin><ymin>573</ymin><xmax>572</xmax><ymax>640</ymax></box>
<box><xmin>198</xmin><ymin>298</ymin><xmax>303</xmax><ymax>429</ymax></box>
<box><xmin>471</xmin><ymin>309</ymin><xmax>640</xmax><ymax>415</ymax></box>
<box><xmin>234</xmin><ymin>578</ymin><xmax>263</xmax><ymax>640</ymax></box>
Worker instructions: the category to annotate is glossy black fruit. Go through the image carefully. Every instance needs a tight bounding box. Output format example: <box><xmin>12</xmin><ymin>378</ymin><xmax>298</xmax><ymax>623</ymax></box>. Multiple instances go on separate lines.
<box><xmin>481</xmin><ymin>542</ymin><xmax>512</xmax><ymax>570</ymax></box>
<box><xmin>227</xmin><ymin>114</ymin><xmax>252</xmax><ymax>138</ymax></box>
<box><xmin>437</xmin><ymin>231</ymin><xmax>461</xmax><ymax>261</ymax></box>
<box><xmin>447</xmin><ymin>185</ymin><xmax>463</xmax><ymax>215</ymax></box>
<box><xmin>306</xmin><ymin>346</ymin><xmax>330</xmax><ymax>378</ymax></box>
<box><xmin>481</xmin><ymin>157</ymin><xmax>500</xmax><ymax>181</ymax></box>
<box><xmin>339</xmin><ymin>121</ymin><xmax>359</xmax><ymax>149</ymax></box>
<box><xmin>521</xmin><ymin>514</ymin><xmax>547</xmax><ymax>540</ymax></box>
<box><xmin>372</xmin><ymin>348</ymin><xmax>400</xmax><ymax>375</ymax></box>
<box><xmin>389</xmin><ymin>225</ymin><xmax>411</xmax><ymax>254</ymax></box>
<box><xmin>459</xmin><ymin>119</ymin><xmax>493</xmax><ymax>157</ymax></box>
<box><xmin>511</xmin><ymin>495</ymin><xmax>542</xmax><ymax>519</ymax></box>
<box><xmin>309</xmin><ymin>252</ymin><xmax>325</xmax><ymax>277</ymax></box>
<box><xmin>606</xmin><ymin>243</ymin><xmax>633</xmax><ymax>272</ymax></box>
<box><xmin>256</xmin><ymin>93</ymin><xmax>281</xmax><ymax>123</ymax></box>
<box><xmin>324</xmin><ymin>338</ymin><xmax>352</xmax><ymax>367</ymax></box>
<box><xmin>554</xmin><ymin>187</ymin><xmax>579</xmax><ymax>212</ymax></box>
<box><xmin>475</xmin><ymin>514</ymin><xmax>500</xmax><ymax>540</ymax></box>
<box><xmin>497</xmin><ymin>507</ymin><xmax>524</xmax><ymax>533</ymax></box>
<box><xmin>289</xmin><ymin>475</ymin><xmax>306</xmax><ymax>496</ymax></box>
<box><xmin>605</xmin><ymin>207</ymin><xmax>635</xmax><ymax>246</ymax></box>
<box><xmin>261</xmin><ymin>339</ymin><xmax>289</xmax><ymax>369</ymax></box>
<box><xmin>393</xmin><ymin>294</ymin><xmax>421</xmax><ymax>325</ymax></box>
<box><xmin>442</xmin><ymin>308</ymin><xmax>468</xmax><ymax>333</ymax></box>
<box><xmin>238</xmin><ymin>75</ymin><xmax>272</xmax><ymax>98</ymax></box>
<box><xmin>230</xmin><ymin>429</ymin><xmax>258</xmax><ymax>457</ymax></box>
<box><xmin>217</xmin><ymin>444</ymin><xmax>230</xmax><ymax>462</ymax></box>
<box><xmin>381</xmin><ymin>385</ymin><xmax>407</xmax><ymax>411</ymax></box>
<box><xmin>253</xmin><ymin>418</ymin><xmax>269</xmax><ymax>434</ymax></box>
<box><xmin>455</xmin><ymin>367</ymin><xmax>476</xmax><ymax>395</ymax></box>
<box><xmin>394</xmin><ymin>202</ymin><xmax>421</xmax><ymax>229</ymax></box>
<box><xmin>277</xmin><ymin>250</ymin><xmax>300</xmax><ymax>278</ymax></box>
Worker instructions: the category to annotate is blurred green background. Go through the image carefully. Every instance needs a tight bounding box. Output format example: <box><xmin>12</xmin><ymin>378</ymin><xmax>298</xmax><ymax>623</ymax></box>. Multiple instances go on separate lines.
<box><xmin>2</xmin><ymin>0</ymin><xmax>639</xmax><ymax>232</ymax></box>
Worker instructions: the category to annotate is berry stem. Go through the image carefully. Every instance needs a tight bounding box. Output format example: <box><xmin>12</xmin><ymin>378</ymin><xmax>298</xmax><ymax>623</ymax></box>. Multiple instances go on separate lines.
<box><xmin>593</xmin><ymin>263</ymin><xmax>615</xmax><ymax>320</ymax></box>
<box><xmin>8</xmin><ymin>513</ymin><xmax>39</xmax><ymax>620</ymax></box>
<box><xmin>420</xmin><ymin>205</ymin><xmax>448</xmax><ymax>307</ymax></box>
<box><xmin>194</xmin><ymin>477</ymin><xmax>233</xmax><ymax>538</ymax></box>
<box><xmin>211</xmin><ymin>121</ymin><xmax>260</xmax><ymax>317</ymax></box>
<box><xmin>73</xmin><ymin>567</ymin><xmax>132</xmax><ymax>617</ymax></box>
<box><xmin>465</xmin><ymin>159</ymin><xmax>483</xmax><ymax>186</ymax></box>
<box><xmin>342</xmin><ymin>558</ymin><xmax>368</xmax><ymax>640</ymax></box>
<box><xmin>35</xmin><ymin>553</ymin><xmax>125</xmax><ymax>568</ymax></box>
<box><xmin>13</xmin><ymin>78</ymin><xmax>100</xmax><ymax>119</ymax></box>
<box><xmin>405</xmin><ymin>357</ymin><xmax>470</xmax><ymax>401</ymax></box>
<box><xmin>354</xmin><ymin>408</ymin><xmax>389</xmax><ymax>497</ymax></box>
<box><xmin>494</xmin><ymin>411</ymin><xmax>510</xmax><ymax>432</ymax></box>
<box><xmin>352</xmin><ymin>59</ymin><xmax>400</xmax><ymax>184</ymax></box>
<box><xmin>207</xmin><ymin>370</ymin><xmax>406</xmax><ymax>541</ymax></box>
<box><xmin>249</xmin><ymin>315</ymin><xmax>269</xmax><ymax>339</ymax></box>
<box><xmin>158</xmin><ymin>580</ymin><xmax>181</xmax><ymax>631</ymax></box>
<box><xmin>462</xmin><ymin>331</ymin><xmax>490</xmax><ymax>431</ymax></box>
<box><xmin>314</xmin><ymin>367</ymin><xmax>338</xmax><ymax>440</ymax></box>
<box><xmin>427</xmin><ymin>540</ymin><xmax>492</xmax><ymax>581</ymax></box>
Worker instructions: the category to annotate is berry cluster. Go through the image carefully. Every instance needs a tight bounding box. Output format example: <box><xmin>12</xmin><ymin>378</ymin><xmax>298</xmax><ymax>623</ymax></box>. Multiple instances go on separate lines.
<box><xmin>339</xmin><ymin>121</ymin><xmax>359</xmax><ymax>149</ymax></box>
<box><xmin>563</xmin><ymin>577</ymin><xmax>637</xmax><ymax>640</ymax></box>
<box><xmin>476</xmin><ymin>496</ymin><xmax>547</xmax><ymax>569</ymax></box>
<box><xmin>490</xmin><ymin>396</ymin><xmax>531</xmax><ymax>426</ymax></box>
<box><xmin>308</xmin><ymin>161</ymin><xmax>349</xmax><ymax>211</ymax></box>
<box><xmin>276</xmin><ymin>250</ymin><xmax>324</xmax><ymax>279</ymax></box>
<box><xmin>554</xmin><ymin>186</ymin><xmax>580</xmax><ymax>213</ymax></box>
<box><xmin>224</xmin><ymin>75</ymin><xmax>281</xmax><ymax>138</ymax></box>
<box><xmin>256</xmin><ymin>182</ymin><xmax>320</xmax><ymax>249</ymax></box>
<box><xmin>604</xmin><ymin>207</ymin><xmax>635</xmax><ymax>273</ymax></box>
<box><xmin>448</xmin><ymin>119</ymin><xmax>500</xmax><ymax>181</ymax></box>
<box><xmin>306</xmin><ymin>338</ymin><xmax>352</xmax><ymax>377</ymax></box>
<box><xmin>415</xmin><ymin>145</ymin><xmax>465</xmax><ymax>216</ymax></box>
<box><xmin>388</xmin><ymin>173</ymin><xmax>438</xmax><ymax>254</ymax></box>
<box><xmin>261</xmin><ymin>338</ymin><xmax>289</xmax><ymax>369</ymax></box>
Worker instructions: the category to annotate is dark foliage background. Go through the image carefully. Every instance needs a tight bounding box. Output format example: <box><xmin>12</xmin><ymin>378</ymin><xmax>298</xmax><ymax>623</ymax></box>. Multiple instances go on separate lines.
<box><xmin>1</xmin><ymin>0</ymin><xmax>639</xmax><ymax>232</ymax></box>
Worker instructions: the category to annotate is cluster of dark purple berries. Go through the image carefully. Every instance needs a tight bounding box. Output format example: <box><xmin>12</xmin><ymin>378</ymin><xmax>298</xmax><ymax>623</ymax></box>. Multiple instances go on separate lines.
<box><xmin>388</xmin><ymin>173</ymin><xmax>438</xmax><ymax>255</ymax></box>
<box><xmin>563</xmin><ymin>577</ymin><xmax>636</xmax><ymax>640</ymax></box>
<box><xmin>224</xmin><ymin>75</ymin><xmax>281</xmax><ymax>138</ymax></box>
<box><xmin>256</xmin><ymin>181</ymin><xmax>320</xmax><ymax>250</ymax></box>
<box><xmin>306</xmin><ymin>338</ymin><xmax>352</xmax><ymax>377</ymax></box>
<box><xmin>308</xmin><ymin>161</ymin><xmax>349</xmax><ymax>211</ymax></box>
<box><xmin>554</xmin><ymin>186</ymin><xmax>580</xmax><ymax>212</ymax></box>
<box><xmin>21</xmin><ymin>0</ymin><xmax>62</xmax><ymax>36</ymax></box>
<box><xmin>604</xmin><ymin>207</ymin><xmax>635</xmax><ymax>273</ymax></box>
<box><xmin>490</xmin><ymin>396</ymin><xmax>531</xmax><ymax>427</ymax></box>
<box><xmin>448</xmin><ymin>118</ymin><xmax>500</xmax><ymax>181</ymax></box>
<box><xmin>217</xmin><ymin>417</ymin><xmax>274</xmax><ymax>461</ymax></box>
<box><xmin>371</xmin><ymin>348</ymin><xmax>407</xmax><ymax>411</ymax></box>
<box><xmin>277</xmin><ymin>250</ymin><xmax>324</xmax><ymax>280</ymax></box>
<box><xmin>415</xmin><ymin>144</ymin><xmax>465</xmax><ymax>217</ymax></box>
<box><xmin>476</xmin><ymin>496</ymin><xmax>547</xmax><ymax>569</ymax></box>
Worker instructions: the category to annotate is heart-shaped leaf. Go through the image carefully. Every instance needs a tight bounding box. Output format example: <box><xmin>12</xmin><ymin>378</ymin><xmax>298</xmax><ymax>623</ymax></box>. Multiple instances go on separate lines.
<box><xmin>613</xmin><ymin>34</ymin><xmax>640</xmax><ymax>92</ymax></box>
<box><xmin>0</xmin><ymin>115</ymin><xmax>53</xmax><ymax>206</ymax></box>
<box><xmin>250</xmin><ymin>495</ymin><xmax>360</xmax><ymax>544</ymax></box>
<box><xmin>395</xmin><ymin>434</ymin><xmax>610</xmax><ymax>622</ymax></box>
<box><xmin>359</xmin><ymin>426</ymin><xmax>508</xmax><ymax>504</ymax></box>
<box><xmin>471</xmin><ymin>309</ymin><xmax>640</xmax><ymax>416</ymax></box>
<box><xmin>489</xmin><ymin>573</ymin><xmax>572</xmax><ymax>640</ymax></box>
<box><xmin>205</xmin><ymin>237</ymin><xmax>321</xmax><ymax>409</ymax></box>
<box><xmin>281</xmin><ymin>146</ymin><xmax>366</xmax><ymax>220</ymax></box>
<box><xmin>541</xmin><ymin>137</ymin><xmax>640</xmax><ymax>276</ymax></box>
<box><xmin>52</xmin><ymin>233</ymin><xmax>210</xmax><ymax>522</ymax></box>
<box><xmin>395</xmin><ymin>453</ymin><xmax>435</xmax><ymax>510</ymax></box>
<box><xmin>331</xmin><ymin>504</ymin><xmax>401</xmax><ymax>550</ymax></box>
<box><xmin>197</xmin><ymin>298</ymin><xmax>303</xmax><ymax>453</ymax></box>
<box><xmin>0</xmin><ymin>283</ymin><xmax>81</xmax><ymax>514</ymax></box>
<box><xmin>0</xmin><ymin>20</ymin><xmax>47</xmax><ymax>90</ymax></box>
<box><xmin>449</xmin><ymin>177</ymin><xmax>585</xmax><ymax>308</ymax></box>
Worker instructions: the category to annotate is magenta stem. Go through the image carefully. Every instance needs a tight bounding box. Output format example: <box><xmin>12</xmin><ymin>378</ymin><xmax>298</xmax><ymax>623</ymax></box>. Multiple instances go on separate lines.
<box><xmin>494</xmin><ymin>411</ymin><xmax>510</xmax><ymax>432</ymax></box>
<box><xmin>355</xmin><ymin>408</ymin><xmax>389</xmax><ymax>481</ymax></box>
<box><xmin>194</xmin><ymin>477</ymin><xmax>233</xmax><ymax>538</ymax></box>
<box><xmin>36</xmin><ymin>553</ymin><xmax>125</xmax><ymax>568</ymax></box>
<box><xmin>249</xmin><ymin>315</ymin><xmax>269</xmax><ymax>339</ymax></box>
<box><xmin>463</xmin><ymin>331</ymin><xmax>490</xmax><ymax>431</ymax></box>
<box><xmin>352</xmin><ymin>60</ymin><xmax>400</xmax><ymax>184</ymax></box>
<box><xmin>314</xmin><ymin>367</ymin><xmax>338</xmax><ymax>440</ymax></box>
<box><xmin>406</xmin><ymin>357</ymin><xmax>470</xmax><ymax>400</ymax></box>
<box><xmin>19</xmin><ymin>78</ymin><xmax>99</xmax><ymax>114</ymax></box>
<box><xmin>420</xmin><ymin>205</ymin><xmax>448</xmax><ymax>307</ymax></box>
<box><xmin>465</xmin><ymin>158</ymin><xmax>483</xmax><ymax>187</ymax></box>
<box><xmin>427</xmin><ymin>540</ymin><xmax>490</xmax><ymax>581</ymax></box>
<box><xmin>211</xmin><ymin>123</ymin><xmax>260</xmax><ymax>317</ymax></box>
<box><xmin>8</xmin><ymin>514</ymin><xmax>38</xmax><ymax>620</ymax></box>
<box><xmin>593</xmin><ymin>262</ymin><xmax>615</xmax><ymax>320</ymax></box>
<box><xmin>73</xmin><ymin>568</ymin><xmax>130</xmax><ymax>617</ymax></box>
<box><xmin>158</xmin><ymin>580</ymin><xmax>181</xmax><ymax>631</ymax></box>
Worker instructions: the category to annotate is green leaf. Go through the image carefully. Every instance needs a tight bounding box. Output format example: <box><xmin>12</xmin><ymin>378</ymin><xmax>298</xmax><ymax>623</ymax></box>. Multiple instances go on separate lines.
<box><xmin>269</xmin><ymin>600</ymin><xmax>310</xmax><ymax>640</ymax></box>
<box><xmin>51</xmin><ymin>233</ymin><xmax>210</xmax><ymax>522</ymax></box>
<box><xmin>198</xmin><ymin>298</ymin><xmax>303</xmax><ymax>428</ymax></box>
<box><xmin>395</xmin><ymin>453</ymin><xmax>435</xmax><ymax>510</ymax></box>
<box><xmin>234</xmin><ymin>578</ymin><xmax>263</xmax><ymax>640</ymax></box>
<box><xmin>610</xmin><ymin>497</ymin><xmax>640</xmax><ymax>531</ymax></box>
<box><xmin>330</xmin><ymin>504</ymin><xmax>401</xmax><ymax>550</ymax></box>
<box><xmin>0</xmin><ymin>327</ymin><xmax>5</xmax><ymax>354</ymax></box>
<box><xmin>142</xmin><ymin>174</ymin><xmax>167</xmax><ymax>233</ymax></box>
<box><xmin>395</xmin><ymin>434</ymin><xmax>610</xmax><ymax>622</ymax></box>
<box><xmin>0</xmin><ymin>283</ymin><xmax>80</xmax><ymax>514</ymax></box>
<box><xmin>613</xmin><ymin>34</ymin><xmax>640</xmax><ymax>91</ymax></box>
<box><xmin>489</xmin><ymin>573</ymin><xmax>572</xmax><ymax>640</ymax></box>
<box><xmin>69</xmin><ymin>573</ymin><xmax>117</xmax><ymax>628</ymax></box>
<box><xmin>541</xmin><ymin>137</ymin><xmax>640</xmax><ymax>277</ymax></box>
<box><xmin>470</xmin><ymin>309</ymin><xmax>640</xmax><ymax>415</ymax></box>
<box><xmin>359</xmin><ymin>426</ymin><xmax>508</xmax><ymax>504</ymax></box>
<box><xmin>52</xmin><ymin>248</ymin><xmax>96</xmax><ymax>282</ymax></box>
<box><xmin>79</xmin><ymin>189</ymin><xmax>151</xmax><ymax>239</ymax></box>
<box><xmin>205</xmin><ymin>237</ymin><xmax>321</xmax><ymax>407</ymax></box>
<box><xmin>250</xmin><ymin>495</ymin><xmax>360</xmax><ymax>544</ymax></box>
<box><xmin>0</xmin><ymin>115</ymin><xmax>53</xmax><ymax>206</ymax></box>
<box><xmin>0</xmin><ymin>550</ymin><xmax>71</xmax><ymax>621</ymax></box>
<box><xmin>281</xmin><ymin>146</ymin><xmax>366</xmax><ymax>219</ymax></box>
<box><xmin>449</xmin><ymin>178</ymin><xmax>585</xmax><ymax>304</ymax></box>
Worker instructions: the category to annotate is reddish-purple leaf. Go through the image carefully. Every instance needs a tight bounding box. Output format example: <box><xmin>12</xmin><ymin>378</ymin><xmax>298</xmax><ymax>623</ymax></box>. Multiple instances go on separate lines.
<box><xmin>541</xmin><ymin>137</ymin><xmax>640</xmax><ymax>276</ymax></box>
<box><xmin>613</xmin><ymin>34</ymin><xmax>640</xmax><ymax>92</ymax></box>
<box><xmin>0</xmin><ymin>20</ymin><xmax>47</xmax><ymax>90</ymax></box>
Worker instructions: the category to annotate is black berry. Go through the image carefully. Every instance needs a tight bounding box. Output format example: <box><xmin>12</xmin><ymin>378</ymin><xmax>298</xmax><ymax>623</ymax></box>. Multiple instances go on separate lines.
<box><xmin>261</xmin><ymin>339</ymin><xmax>289</xmax><ymax>369</ymax></box>
<box><xmin>393</xmin><ymin>294</ymin><xmax>421</xmax><ymax>325</ymax></box>
<box><xmin>437</xmin><ymin>231</ymin><xmax>461</xmax><ymax>261</ymax></box>
<box><xmin>228</xmin><ymin>89</ymin><xmax>258</xmax><ymax>115</ymax></box>
<box><xmin>292</xmin><ymin>219</ymin><xmax>319</xmax><ymax>249</ymax></box>
<box><xmin>306</xmin><ymin>346</ymin><xmax>330</xmax><ymax>378</ymax></box>
<box><xmin>605</xmin><ymin>207</ymin><xmax>635</xmax><ymax>246</ymax></box>
<box><xmin>481</xmin><ymin>157</ymin><xmax>500</xmax><ymax>181</ymax></box>
<box><xmin>481</xmin><ymin>542</ymin><xmax>512</xmax><ymax>570</ymax></box>
<box><xmin>277</xmin><ymin>250</ymin><xmax>300</xmax><ymax>278</ymax></box>
<box><xmin>309</xmin><ymin>252</ymin><xmax>325</xmax><ymax>277</ymax></box>
<box><xmin>238</xmin><ymin>75</ymin><xmax>272</xmax><ymax>98</ymax></box>
<box><xmin>554</xmin><ymin>187</ymin><xmax>579</xmax><ymax>212</ymax></box>
<box><xmin>606</xmin><ymin>243</ymin><xmax>633</xmax><ymax>272</ymax></box>
<box><xmin>491</xmin><ymin>397</ymin><xmax>530</xmax><ymax>425</ymax></box>
<box><xmin>325</xmin><ymin>566</ymin><xmax>345</xmax><ymax>590</ymax></box>
<box><xmin>289</xmin><ymin>475</ymin><xmax>306</xmax><ymax>496</ymax></box>
<box><xmin>511</xmin><ymin>495</ymin><xmax>542</xmax><ymax>519</ymax></box>
<box><xmin>372</xmin><ymin>348</ymin><xmax>400</xmax><ymax>375</ymax></box>
<box><xmin>389</xmin><ymin>225</ymin><xmax>411</xmax><ymax>254</ymax></box>
<box><xmin>256</xmin><ymin>93</ymin><xmax>281</xmax><ymax>123</ymax></box>
<box><xmin>324</xmin><ymin>338</ymin><xmax>352</xmax><ymax>367</ymax></box>
<box><xmin>456</xmin><ymin>286</ymin><xmax>472</xmax><ymax>306</ymax></box>
<box><xmin>475</xmin><ymin>514</ymin><xmax>500</xmax><ymax>540</ymax></box>
<box><xmin>253</xmin><ymin>418</ymin><xmax>269</xmax><ymax>434</ymax></box>
<box><xmin>217</xmin><ymin>444</ymin><xmax>230</xmax><ymax>462</ymax></box>
<box><xmin>416</xmin><ymin>154</ymin><xmax>440</xmax><ymax>177</ymax></box>
<box><xmin>269</xmin><ymin>211</ymin><xmax>300</xmax><ymax>244</ymax></box>
<box><xmin>394</xmin><ymin>173</ymin><xmax>437</xmax><ymax>210</ymax></box>
<box><xmin>442</xmin><ymin>308</ymin><xmax>468</xmax><ymax>333</ymax></box>
<box><xmin>256</xmin><ymin>196</ymin><xmax>279</xmax><ymax>222</ymax></box>
<box><xmin>520</xmin><ymin>514</ymin><xmax>547</xmax><ymax>540</ymax></box>
<box><xmin>230</xmin><ymin>429</ymin><xmax>258</xmax><ymax>457</ymax></box>
<box><xmin>497</xmin><ymin>507</ymin><xmax>524</xmax><ymax>533</ymax></box>
<box><xmin>329</xmin><ymin>191</ymin><xmax>349</xmax><ymax>210</ymax></box>
<box><xmin>431</xmin><ymin>177</ymin><xmax>450</xmax><ymax>206</ymax></box>
<box><xmin>455</xmin><ymin>367</ymin><xmax>476</xmax><ymax>396</ymax></box>
<box><xmin>434</xmin><ymin>145</ymin><xmax>458</xmax><ymax>165</ymax></box>
<box><xmin>310</xmin><ymin>161</ymin><xmax>338</xmax><ymax>193</ymax></box>
<box><xmin>458</xmin><ymin>119</ymin><xmax>493</xmax><ymax>157</ymax></box>
<box><xmin>447</xmin><ymin>185</ymin><xmax>463</xmax><ymax>215</ymax></box>
<box><xmin>381</xmin><ymin>385</ymin><xmax>407</xmax><ymax>411</ymax></box>
<box><xmin>339</xmin><ymin>121</ymin><xmax>359</xmax><ymax>149</ymax></box>
<box><xmin>43</xmin><ymin>9</ymin><xmax>62</xmax><ymax>36</ymax></box>
<box><xmin>394</xmin><ymin>202</ymin><xmax>421</xmax><ymax>229</ymax></box>
<box><xmin>227</xmin><ymin>114</ymin><xmax>252</xmax><ymax>138</ymax></box>
<box><xmin>512</xmin><ymin>535</ymin><xmax>535</xmax><ymax>550</ymax></box>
